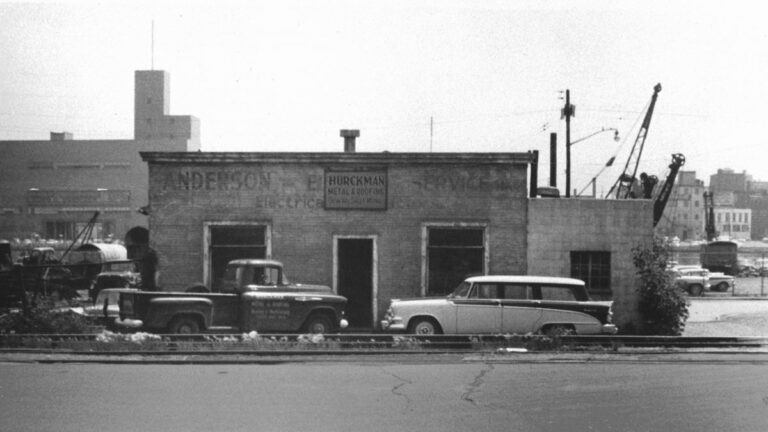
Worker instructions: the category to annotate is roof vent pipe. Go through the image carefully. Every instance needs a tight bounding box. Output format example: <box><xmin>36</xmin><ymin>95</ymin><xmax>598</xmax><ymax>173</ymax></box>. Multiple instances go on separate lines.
<box><xmin>340</xmin><ymin>129</ymin><xmax>360</xmax><ymax>152</ymax></box>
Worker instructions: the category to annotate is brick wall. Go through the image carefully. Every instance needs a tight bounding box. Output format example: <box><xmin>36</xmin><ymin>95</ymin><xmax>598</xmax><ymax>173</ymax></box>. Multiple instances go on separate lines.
<box><xmin>146</xmin><ymin>153</ymin><xmax>531</xmax><ymax>323</ymax></box>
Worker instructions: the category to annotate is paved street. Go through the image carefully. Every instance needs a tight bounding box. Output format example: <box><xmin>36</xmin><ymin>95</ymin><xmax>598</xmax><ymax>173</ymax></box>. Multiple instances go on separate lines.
<box><xmin>1</xmin><ymin>357</ymin><xmax>767</xmax><ymax>432</ymax></box>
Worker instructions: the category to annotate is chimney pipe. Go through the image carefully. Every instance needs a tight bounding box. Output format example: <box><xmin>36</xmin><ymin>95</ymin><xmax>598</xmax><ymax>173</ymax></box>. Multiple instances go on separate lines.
<box><xmin>529</xmin><ymin>150</ymin><xmax>539</xmax><ymax>198</ymax></box>
<box><xmin>340</xmin><ymin>129</ymin><xmax>360</xmax><ymax>152</ymax></box>
<box><xmin>549</xmin><ymin>133</ymin><xmax>557</xmax><ymax>187</ymax></box>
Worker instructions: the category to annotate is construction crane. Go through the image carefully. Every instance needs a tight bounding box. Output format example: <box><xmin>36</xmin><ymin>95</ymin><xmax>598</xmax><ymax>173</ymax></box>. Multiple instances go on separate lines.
<box><xmin>608</xmin><ymin>83</ymin><xmax>662</xmax><ymax>198</ymax></box>
<box><xmin>652</xmin><ymin>153</ymin><xmax>685</xmax><ymax>227</ymax></box>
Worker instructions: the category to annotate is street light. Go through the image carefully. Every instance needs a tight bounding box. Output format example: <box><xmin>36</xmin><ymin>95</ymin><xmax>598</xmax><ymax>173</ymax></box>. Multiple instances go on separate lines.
<box><xmin>567</xmin><ymin>127</ymin><xmax>620</xmax><ymax>197</ymax></box>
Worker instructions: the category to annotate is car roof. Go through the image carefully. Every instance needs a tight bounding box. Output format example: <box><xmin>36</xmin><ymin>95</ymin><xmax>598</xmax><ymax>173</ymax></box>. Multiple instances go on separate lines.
<box><xmin>228</xmin><ymin>258</ymin><xmax>283</xmax><ymax>267</ymax></box>
<box><xmin>464</xmin><ymin>275</ymin><xmax>585</xmax><ymax>286</ymax></box>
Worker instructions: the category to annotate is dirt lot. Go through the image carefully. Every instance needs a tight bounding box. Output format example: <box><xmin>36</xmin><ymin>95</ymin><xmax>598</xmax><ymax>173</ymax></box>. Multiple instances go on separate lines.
<box><xmin>684</xmin><ymin>297</ymin><xmax>768</xmax><ymax>337</ymax></box>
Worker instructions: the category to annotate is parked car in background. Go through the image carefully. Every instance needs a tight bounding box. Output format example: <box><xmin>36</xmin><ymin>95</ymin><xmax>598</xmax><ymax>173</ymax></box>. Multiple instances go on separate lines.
<box><xmin>670</xmin><ymin>267</ymin><xmax>710</xmax><ymax>296</ymax></box>
<box><xmin>380</xmin><ymin>275</ymin><xmax>617</xmax><ymax>336</ymax></box>
<box><xmin>707</xmin><ymin>271</ymin><xmax>735</xmax><ymax>292</ymax></box>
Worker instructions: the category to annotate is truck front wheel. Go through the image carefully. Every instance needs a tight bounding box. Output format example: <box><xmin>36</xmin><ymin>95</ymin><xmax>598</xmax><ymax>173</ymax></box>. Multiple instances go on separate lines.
<box><xmin>304</xmin><ymin>314</ymin><xmax>333</xmax><ymax>334</ymax></box>
<box><xmin>168</xmin><ymin>316</ymin><xmax>201</xmax><ymax>334</ymax></box>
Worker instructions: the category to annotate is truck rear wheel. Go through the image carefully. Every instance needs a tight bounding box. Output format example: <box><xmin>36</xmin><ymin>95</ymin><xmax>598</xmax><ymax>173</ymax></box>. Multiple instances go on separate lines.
<box><xmin>168</xmin><ymin>316</ymin><xmax>201</xmax><ymax>334</ymax></box>
<box><xmin>304</xmin><ymin>314</ymin><xmax>333</xmax><ymax>334</ymax></box>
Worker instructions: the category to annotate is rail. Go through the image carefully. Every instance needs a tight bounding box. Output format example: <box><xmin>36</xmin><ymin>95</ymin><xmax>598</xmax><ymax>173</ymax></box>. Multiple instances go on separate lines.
<box><xmin>1</xmin><ymin>333</ymin><xmax>766</xmax><ymax>354</ymax></box>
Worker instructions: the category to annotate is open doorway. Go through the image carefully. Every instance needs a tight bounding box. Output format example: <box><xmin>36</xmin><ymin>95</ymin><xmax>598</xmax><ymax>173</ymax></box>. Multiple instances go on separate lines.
<box><xmin>335</xmin><ymin>236</ymin><xmax>376</xmax><ymax>329</ymax></box>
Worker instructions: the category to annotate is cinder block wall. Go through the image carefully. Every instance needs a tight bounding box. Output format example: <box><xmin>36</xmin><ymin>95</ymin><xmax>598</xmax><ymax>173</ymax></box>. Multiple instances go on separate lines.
<box><xmin>527</xmin><ymin>198</ymin><xmax>654</xmax><ymax>332</ymax></box>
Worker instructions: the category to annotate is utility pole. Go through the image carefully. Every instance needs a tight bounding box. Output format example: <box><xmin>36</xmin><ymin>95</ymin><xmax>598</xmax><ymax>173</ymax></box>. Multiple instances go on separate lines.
<box><xmin>561</xmin><ymin>89</ymin><xmax>575</xmax><ymax>197</ymax></box>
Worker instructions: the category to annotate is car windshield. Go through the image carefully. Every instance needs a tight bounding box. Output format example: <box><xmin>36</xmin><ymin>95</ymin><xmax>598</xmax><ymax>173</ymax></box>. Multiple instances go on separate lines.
<box><xmin>451</xmin><ymin>281</ymin><xmax>472</xmax><ymax>298</ymax></box>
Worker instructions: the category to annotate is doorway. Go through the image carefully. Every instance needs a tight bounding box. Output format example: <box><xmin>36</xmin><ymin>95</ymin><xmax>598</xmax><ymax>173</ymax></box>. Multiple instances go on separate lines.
<box><xmin>335</xmin><ymin>237</ymin><xmax>376</xmax><ymax>329</ymax></box>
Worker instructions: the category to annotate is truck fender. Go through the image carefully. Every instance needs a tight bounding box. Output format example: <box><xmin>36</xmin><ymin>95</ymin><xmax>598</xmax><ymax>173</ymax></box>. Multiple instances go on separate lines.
<box><xmin>145</xmin><ymin>297</ymin><xmax>214</xmax><ymax>331</ymax></box>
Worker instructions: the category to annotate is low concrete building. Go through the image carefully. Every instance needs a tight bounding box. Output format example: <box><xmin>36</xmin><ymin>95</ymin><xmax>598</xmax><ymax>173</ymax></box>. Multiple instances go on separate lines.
<box><xmin>142</xmin><ymin>148</ymin><xmax>652</xmax><ymax>331</ymax></box>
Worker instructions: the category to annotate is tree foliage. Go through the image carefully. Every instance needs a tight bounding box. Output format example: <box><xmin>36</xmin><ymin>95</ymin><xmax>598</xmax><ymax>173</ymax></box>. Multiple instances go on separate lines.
<box><xmin>631</xmin><ymin>236</ymin><xmax>689</xmax><ymax>335</ymax></box>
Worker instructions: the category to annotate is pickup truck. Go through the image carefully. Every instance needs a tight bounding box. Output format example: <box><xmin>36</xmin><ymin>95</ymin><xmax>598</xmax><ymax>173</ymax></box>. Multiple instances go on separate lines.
<box><xmin>118</xmin><ymin>259</ymin><xmax>348</xmax><ymax>334</ymax></box>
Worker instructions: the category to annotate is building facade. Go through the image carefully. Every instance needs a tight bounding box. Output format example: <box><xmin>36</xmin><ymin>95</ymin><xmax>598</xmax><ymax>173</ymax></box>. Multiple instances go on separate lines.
<box><xmin>714</xmin><ymin>207</ymin><xmax>752</xmax><ymax>241</ymax></box>
<box><xmin>0</xmin><ymin>71</ymin><xmax>198</xmax><ymax>254</ymax></box>
<box><xmin>142</xmin><ymin>150</ymin><xmax>653</xmax><ymax>331</ymax></box>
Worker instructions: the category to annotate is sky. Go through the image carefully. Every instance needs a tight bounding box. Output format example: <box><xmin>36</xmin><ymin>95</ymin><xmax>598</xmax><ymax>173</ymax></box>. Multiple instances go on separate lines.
<box><xmin>1</xmin><ymin>0</ymin><xmax>766</xmax><ymax>195</ymax></box>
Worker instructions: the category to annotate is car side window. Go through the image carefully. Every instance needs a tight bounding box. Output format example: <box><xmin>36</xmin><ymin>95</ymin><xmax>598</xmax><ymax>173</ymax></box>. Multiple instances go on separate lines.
<box><xmin>540</xmin><ymin>285</ymin><xmax>577</xmax><ymax>301</ymax></box>
<box><xmin>470</xmin><ymin>283</ymin><xmax>497</xmax><ymax>299</ymax></box>
<box><xmin>501</xmin><ymin>284</ymin><xmax>530</xmax><ymax>300</ymax></box>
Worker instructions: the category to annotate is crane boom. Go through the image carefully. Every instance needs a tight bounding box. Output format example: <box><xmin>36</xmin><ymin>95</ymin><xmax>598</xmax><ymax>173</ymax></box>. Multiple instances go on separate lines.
<box><xmin>608</xmin><ymin>83</ymin><xmax>662</xmax><ymax>198</ymax></box>
<box><xmin>653</xmin><ymin>153</ymin><xmax>685</xmax><ymax>227</ymax></box>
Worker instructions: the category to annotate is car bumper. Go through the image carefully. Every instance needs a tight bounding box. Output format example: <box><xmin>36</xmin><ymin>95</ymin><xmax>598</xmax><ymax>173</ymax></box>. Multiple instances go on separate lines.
<box><xmin>380</xmin><ymin>319</ymin><xmax>407</xmax><ymax>332</ymax></box>
<box><xmin>601</xmin><ymin>324</ymin><xmax>619</xmax><ymax>334</ymax></box>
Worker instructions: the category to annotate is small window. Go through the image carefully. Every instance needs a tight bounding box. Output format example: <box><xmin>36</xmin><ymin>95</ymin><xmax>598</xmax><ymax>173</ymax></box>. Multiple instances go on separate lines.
<box><xmin>470</xmin><ymin>283</ymin><xmax>497</xmax><ymax>299</ymax></box>
<box><xmin>501</xmin><ymin>284</ymin><xmax>530</xmax><ymax>300</ymax></box>
<box><xmin>146</xmin><ymin>97</ymin><xmax>152</xmax><ymax>104</ymax></box>
<box><xmin>571</xmin><ymin>251</ymin><xmax>611</xmax><ymax>295</ymax></box>
<box><xmin>540</xmin><ymin>286</ymin><xmax>577</xmax><ymax>301</ymax></box>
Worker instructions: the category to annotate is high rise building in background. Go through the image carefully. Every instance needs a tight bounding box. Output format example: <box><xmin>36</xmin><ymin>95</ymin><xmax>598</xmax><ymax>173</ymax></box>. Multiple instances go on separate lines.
<box><xmin>0</xmin><ymin>71</ymin><xmax>199</xmax><ymax>256</ymax></box>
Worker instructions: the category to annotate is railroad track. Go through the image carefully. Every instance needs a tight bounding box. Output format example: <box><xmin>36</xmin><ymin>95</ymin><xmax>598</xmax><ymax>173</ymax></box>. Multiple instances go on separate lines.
<box><xmin>2</xmin><ymin>333</ymin><xmax>767</xmax><ymax>353</ymax></box>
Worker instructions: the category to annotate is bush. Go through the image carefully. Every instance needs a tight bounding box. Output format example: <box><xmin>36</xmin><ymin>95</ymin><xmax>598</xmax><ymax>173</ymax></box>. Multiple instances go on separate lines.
<box><xmin>632</xmin><ymin>236</ymin><xmax>689</xmax><ymax>335</ymax></box>
<box><xmin>0</xmin><ymin>297</ymin><xmax>91</xmax><ymax>334</ymax></box>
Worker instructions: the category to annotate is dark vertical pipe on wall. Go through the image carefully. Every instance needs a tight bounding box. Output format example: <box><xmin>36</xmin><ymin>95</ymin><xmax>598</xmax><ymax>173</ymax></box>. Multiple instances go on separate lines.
<box><xmin>529</xmin><ymin>150</ymin><xmax>539</xmax><ymax>198</ymax></box>
<box><xmin>549</xmin><ymin>133</ymin><xmax>557</xmax><ymax>187</ymax></box>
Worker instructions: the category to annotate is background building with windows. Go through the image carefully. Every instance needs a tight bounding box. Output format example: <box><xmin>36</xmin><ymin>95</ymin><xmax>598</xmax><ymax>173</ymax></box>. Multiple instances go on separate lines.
<box><xmin>0</xmin><ymin>70</ymin><xmax>198</xmax><ymax>256</ymax></box>
<box><xmin>142</xmin><ymin>149</ymin><xmax>652</xmax><ymax>331</ymax></box>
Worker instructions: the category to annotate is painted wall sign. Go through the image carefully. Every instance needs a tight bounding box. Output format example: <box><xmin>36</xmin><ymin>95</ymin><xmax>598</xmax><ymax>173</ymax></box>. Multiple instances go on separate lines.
<box><xmin>324</xmin><ymin>170</ymin><xmax>388</xmax><ymax>210</ymax></box>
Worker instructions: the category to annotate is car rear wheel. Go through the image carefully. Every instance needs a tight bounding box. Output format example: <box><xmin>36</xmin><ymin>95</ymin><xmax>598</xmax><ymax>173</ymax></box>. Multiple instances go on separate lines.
<box><xmin>409</xmin><ymin>318</ymin><xmax>441</xmax><ymax>335</ymax></box>
<box><xmin>688</xmin><ymin>284</ymin><xmax>704</xmax><ymax>296</ymax></box>
<box><xmin>168</xmin><ymin>316</ymin><xmax>200</xmax><ymax>334</ymax></box>
<box><xmin>542</xmin><ymin>325</ymin><xmax>575</xmax><ymax>337</ymax></box>
<box><xmin>304</xmin><ymin>314</ymin><xmax>333</xmax><ymax>334</ymax></box>
<box><xmin>716</xmin><ymin>282</ymin><xmax>730</xmax><ymax>292</ymax></box>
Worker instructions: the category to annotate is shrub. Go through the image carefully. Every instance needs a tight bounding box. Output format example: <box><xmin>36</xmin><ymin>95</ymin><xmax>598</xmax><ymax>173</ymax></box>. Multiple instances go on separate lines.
<box><xmin>0</xmin><ymin>297</ymin><xmax>91</xmax><ymax>334</ymax></box>
<box><xmin>632</xmin><ymin>236</ymin><xmax>689</xmax><ymax>335</ymax></box>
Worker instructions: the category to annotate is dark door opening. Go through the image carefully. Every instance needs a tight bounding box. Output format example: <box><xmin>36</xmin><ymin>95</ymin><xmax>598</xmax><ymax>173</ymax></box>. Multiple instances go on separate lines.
<box><xmin>427</xmin><ymin>227</ymin><xmax>485</xmax><ymax>295</ymax></box>
<box><xmin>209</xmin><ymin>226</ymin><xmax>266</xmax><ymax>290</ymax></box>
<box><xmin>337</xmin><ymin>238</ymin><xmax>374</xmax><ymax>329</ymax></box>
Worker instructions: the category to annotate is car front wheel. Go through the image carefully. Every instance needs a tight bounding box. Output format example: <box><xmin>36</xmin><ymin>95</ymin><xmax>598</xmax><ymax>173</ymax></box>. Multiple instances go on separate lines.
<box><xmin>409</xmin><ymin>318</ymin><xmax>441</xmax><ymax>335</ymax></box>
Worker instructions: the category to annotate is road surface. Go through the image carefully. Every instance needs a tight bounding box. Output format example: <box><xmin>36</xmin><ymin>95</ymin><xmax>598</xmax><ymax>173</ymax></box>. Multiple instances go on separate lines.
<box><xmin>1</xmin><ymin>355</ymin><xmax>767</xmax><ymax>432</ymax></box>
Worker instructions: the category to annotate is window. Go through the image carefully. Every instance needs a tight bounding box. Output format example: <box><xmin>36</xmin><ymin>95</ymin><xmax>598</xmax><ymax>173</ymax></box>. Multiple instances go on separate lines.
<box><xmin>570</xmin><ymin>251</ymin><xmax>611</xmax><ymax>295</ymax></box>
<box><xmin>470</xmin><ymin>283</ymin><xmax>497</xmax><ymax>299</ymax></box>
<box><xmin>501</xmin><ymin>284</ymin><xmax>530</xmax><ymax>300</ymax></box>
<box><xmin>540</xmin><ymin>285</ymin><xmax>577</xmax><ymax>301</ymax></box>
<box><xmin>694</xmin><ymin>201</ymin><xmax>699</xmax><ymax>207</ymax></box>
<box><xmin>427</xmin><ymin>227</ymin><xmax>485</xmax><ymax>295</ymax></box>
<box><xmin>209</xmin><ymin>225</ymin><xmax>267</xmax><ymax>290</ymax></box>
<box><xmin>45</xmin><ymin>221</ymin><xmax>113</xmax><ymax>240</ymax></box>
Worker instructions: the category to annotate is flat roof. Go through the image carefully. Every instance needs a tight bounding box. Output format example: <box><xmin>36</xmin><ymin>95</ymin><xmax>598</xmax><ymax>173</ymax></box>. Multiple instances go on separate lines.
<box><xmin>140</xmin><ymin>151</ymin><xmax>536</xmax><ymax>166</ymax></box>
